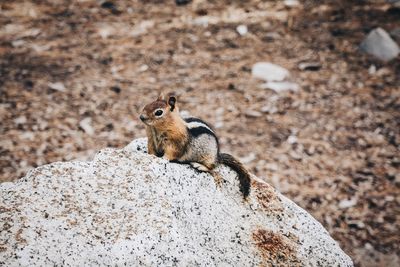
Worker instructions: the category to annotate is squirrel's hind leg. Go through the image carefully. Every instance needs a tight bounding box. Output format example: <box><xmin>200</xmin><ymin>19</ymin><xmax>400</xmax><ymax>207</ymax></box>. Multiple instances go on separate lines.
<box><xmin>190</xmin><ymin>161</ymin><xmax>224</xmax><ymax>188</ymax></box>
<box><xmin>190</xmin><ymin>162</ymin><xmax>223</xmax><ymax>188</ymax></box>
<box><xmin>190</xmin><ymin>162</ymin><xmax>210</xmax><ymax>172</ymax></box>
<box><xmin>190</xmin><ymin>155</ymin><xmax>216</xmax><ymax>172</ymax></box>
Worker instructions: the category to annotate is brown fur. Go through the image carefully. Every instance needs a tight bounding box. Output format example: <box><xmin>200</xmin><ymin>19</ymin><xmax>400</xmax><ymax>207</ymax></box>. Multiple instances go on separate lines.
<box><xmin>159</xmin><ymin>113</ymin><xmax>188</xmax><ymax>160</ymax></box>
<box><xmin>140</xmin><ymin>95</ymin><xmax>189</xmax><ymax>160</ymax></box>
<box><xmin>143</xmin><ymin>100</ymin><xmax>167</xmax><ymax>116</ymax></box>
<box><xmin>199</xmin><ymin>154</ymin><xmax>216</xmax><ymax>170</ymax></box>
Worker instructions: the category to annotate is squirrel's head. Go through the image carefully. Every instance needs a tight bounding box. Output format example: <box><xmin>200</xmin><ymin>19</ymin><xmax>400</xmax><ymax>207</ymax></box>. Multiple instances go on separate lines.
<box><xmin>139</xmin><ymin>93</ymin><xmax>178</xmax><ymax>126</ymax></box>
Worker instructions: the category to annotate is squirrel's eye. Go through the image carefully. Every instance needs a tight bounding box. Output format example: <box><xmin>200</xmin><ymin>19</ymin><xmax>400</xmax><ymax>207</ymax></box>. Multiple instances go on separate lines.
<box><xmin>154</xmin><ymin>110</ymin><xmax>163</xmax><ymax>117</ymax></box>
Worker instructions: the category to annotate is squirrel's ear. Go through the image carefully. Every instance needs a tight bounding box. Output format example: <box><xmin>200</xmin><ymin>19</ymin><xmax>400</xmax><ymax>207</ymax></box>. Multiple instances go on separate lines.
<box><xmin>157</xmin><ymin>92</ymin><xmax>164</xmax><ymax>101</ymax></box>
<box><xmin>167</xmin><ymin>94</ymin><xmax>177</xmax><ymax>111</ymax></box>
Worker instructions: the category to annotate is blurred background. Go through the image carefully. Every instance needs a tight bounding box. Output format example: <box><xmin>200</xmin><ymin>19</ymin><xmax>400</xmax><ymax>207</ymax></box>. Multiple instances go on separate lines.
<box><xmin>0</xmin><ymin>0</ymin><xmax>399</xmax><ymax>266</ymax></box>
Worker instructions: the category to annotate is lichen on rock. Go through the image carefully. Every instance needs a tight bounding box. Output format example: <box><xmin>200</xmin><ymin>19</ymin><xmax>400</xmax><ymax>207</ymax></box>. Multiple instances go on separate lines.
<box><xmin>253</xmin><ymin>228</ymin><xmax>300</xmax><ymax>267</ymax></box>
<box><xmin>0</xmin><ymin>138</ymin><xmax>353</xmax><ymax>266</ymax></box>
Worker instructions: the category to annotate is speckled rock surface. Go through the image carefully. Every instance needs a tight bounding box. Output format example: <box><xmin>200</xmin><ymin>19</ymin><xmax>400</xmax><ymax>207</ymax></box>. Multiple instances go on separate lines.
<box><xmin>0</xmin><ymin>138</ymin><xmax>353</xmax><ymax>266</ymax></box>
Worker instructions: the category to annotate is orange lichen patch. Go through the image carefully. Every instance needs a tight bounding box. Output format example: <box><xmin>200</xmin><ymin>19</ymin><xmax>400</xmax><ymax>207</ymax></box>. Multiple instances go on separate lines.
<box><xmin>251</xmin><ymin>179</ymin><xmax>284</xmax><ymax>213</ymax></box>
<box><xmin>15</xmin><ymin>228</ymin><xmax>26</xmax><ymax>244</ymax></box>
<box><xmin>67</xmin><ymin>218</ymin><xmax>78</xmax><ymax>226</ymax></box>
<box><xmin>253</xmin><ymin>229</ymin><xmax>301</xmax><ymax>267</ymax></box>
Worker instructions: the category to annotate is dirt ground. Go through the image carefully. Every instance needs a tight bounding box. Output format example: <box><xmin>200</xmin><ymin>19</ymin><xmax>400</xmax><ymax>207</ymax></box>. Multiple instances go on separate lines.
<box><xmin>0</xmin><ymin>0</ymin><xmax>399</xmax><ymax>266</ymax></box>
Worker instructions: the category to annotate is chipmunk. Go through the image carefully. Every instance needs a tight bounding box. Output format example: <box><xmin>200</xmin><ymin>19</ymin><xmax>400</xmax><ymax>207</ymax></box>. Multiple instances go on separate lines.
<box><xmin>139</xmin><ymin>93</ymin><xmax>251</xmax><ymax>198</ymax></box>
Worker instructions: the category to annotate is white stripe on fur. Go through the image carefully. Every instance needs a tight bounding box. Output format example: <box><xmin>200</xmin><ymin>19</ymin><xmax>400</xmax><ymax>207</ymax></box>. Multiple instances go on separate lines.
<box><xmin>186</xmin><ymin>121</ymin><xmax>214</xmax><ymax>134</ymax></box>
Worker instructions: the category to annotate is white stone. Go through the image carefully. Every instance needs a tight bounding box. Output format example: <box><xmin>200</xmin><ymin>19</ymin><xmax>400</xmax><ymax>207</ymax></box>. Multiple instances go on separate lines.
<box><xmin>260</xmin><ymin>81</ymin><xmax>300</xmax><ymax>93</ymax></box>
<box><xmin>214</xmin><ymin>121</ymin><xmax>224</xmax><ymax>129</ymax></box>
<box><xmin>14</xmin><ymin>116</ymin><xmax>27</xmax><ymax>124</ymax></box>
<box><xmin>0</xmin><ymin>138</ymin><xmax>353</xmax><ymax>267</ymax></box>
<box><xmin>98</xmin><ymin>25</ymin><xmax>114</xmax><ymax>39</ymax></box>
<box><xmin>193</xmin><ymin>17</ymin><xmax>209</xmax><ymax>27</ymax></box>
<box><xmin>236</xmin><ymin>24</ymin><xmax>248</xmax><ymax>36</ymax></box>
<box><xmin>284</xmin><ymin>0</ymin><xmax>301</xmax><ymax>7</ymax></box>
<box><xmin>252</xmin><ymin>62</ymin><xmax>290</xmax><ymax>82</ymax></box>
<box><xmin>261</xmin><ymin>104</ymin><xmax>278</xmax><ymax>114</ymax></box>
<box><xmin>11</xmin><ymin>39</ymin><xmax>25</xmax><ymax>47</ymax></box>
<box><xmin>287</xmin><ymin>135</ymin><xmax>298</xmax><ymax>144</ymax></box>
<box><xmin>368</xmin><ymin>65</ymin><xmax>376</xmax><ymax>75</ymax></box>
<box><xmin>31</xmin><ymin>43</ymin><xmax>51</xmax><ymax>52</ymax></box>
<box><xmin>239</xmin><ymin>152</ymin><xmax>256</xmax><ymax>164</ymax></box>
<box><xmin>48</xmin><ymin>82</ymin><xmax>66</xmax><ymax>92</ymax></box>
<box><xmin>79</xmin><ymin>117</ymin><xmax>94</xmax><ymax>135</ymax></box>
<box><xmin>179</xmin><ymin>110</ymin><xmax>191</xmax><ymax>118</ymax></box>
<box><xmin>266</xmin><ymin>162</ymin><xmax>279</xmax><ymax>172</ymax></box>
<box><xmin>338</xmin><ymin>197</ymin><xmax>358</xmax><ymax>209</ymax></box>
<box><xmin>298</xmin><ymin>62</ymin><xmax>321</xmax><ymax>71</ymax></box>
<box><xmin>131</xmin><ymin>20</ymin><xmax>155</xmax><ymax>37</ymax></box>
<box><xmin>245</xmin><ymin>110</ymin><xmax>262</xmax><ymax>118</ymax></box>
<box><xmin>138</xmin><ymin>64</ymin><xmax>149</xmax><ymax>72</ymax></box>
<box><xmin>360</xmin><ymin>27</ymin><xmax>400</xmax><ymax>62</ymax></box>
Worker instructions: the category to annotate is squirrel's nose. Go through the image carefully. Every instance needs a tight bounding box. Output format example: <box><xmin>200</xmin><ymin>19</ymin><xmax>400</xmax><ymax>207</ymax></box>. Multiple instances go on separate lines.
<box><xmin>139</xmin><ymin>115</ymin><xmax>146</xmax><ymax>121</ymax></box>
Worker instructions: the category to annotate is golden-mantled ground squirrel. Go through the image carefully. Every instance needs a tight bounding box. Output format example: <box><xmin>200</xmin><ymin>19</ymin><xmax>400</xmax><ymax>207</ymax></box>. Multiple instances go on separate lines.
<box><xmin>139</xmin><ymin>93</ymin><xmax>251</xmax><ymax>198</ymax></box>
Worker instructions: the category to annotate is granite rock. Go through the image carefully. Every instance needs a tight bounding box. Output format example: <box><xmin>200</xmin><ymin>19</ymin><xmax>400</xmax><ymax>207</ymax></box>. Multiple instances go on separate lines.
<box><xmin>0</xmin><ymin>138</ymin><xmax>353</xmax><ymax>266</ymax></box>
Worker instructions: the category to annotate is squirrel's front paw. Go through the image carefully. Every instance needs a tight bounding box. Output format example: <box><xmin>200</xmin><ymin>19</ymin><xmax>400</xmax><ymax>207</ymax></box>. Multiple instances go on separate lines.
<box><xmin>156</xmin><ymin>150</ymin><xmax>165</xmax><ymax>157</ymax></box>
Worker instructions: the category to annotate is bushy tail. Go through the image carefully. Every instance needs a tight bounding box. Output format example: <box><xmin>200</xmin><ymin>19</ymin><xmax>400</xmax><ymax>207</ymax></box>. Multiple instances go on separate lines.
<box><xmin>218</xmin><ymin>153</ymin><xmax>251</xmax><ymax>198</ymax></box>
